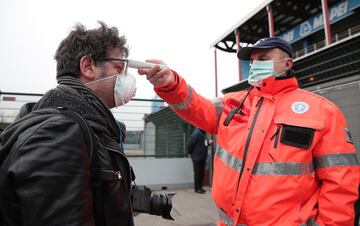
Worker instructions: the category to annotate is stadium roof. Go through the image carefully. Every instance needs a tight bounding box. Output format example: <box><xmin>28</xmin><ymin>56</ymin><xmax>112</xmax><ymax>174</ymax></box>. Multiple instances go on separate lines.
<box><xmin>211</xmin><ymin>0</ymin><xmax>340</xmax><ymax>52</ymax></box>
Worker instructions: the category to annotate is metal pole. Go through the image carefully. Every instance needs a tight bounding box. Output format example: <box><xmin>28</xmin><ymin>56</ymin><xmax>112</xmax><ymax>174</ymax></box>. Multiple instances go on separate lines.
<box><xmin>143</xmin><ymin>120</ymin><xmax>147</xmax><ymax>158</ymax></box>
<box><xmin>267</xmin><ymin>5</ymin><xmax>275</xmax><ymax>37</ymax></box>
<box><xmin>209</xmin><ymin>135</ymin><xmax>216</xmax><ymax>187</ymax></box>
<box><xmin>214</xmin><ymin>49</ymin><xmax>218</xmax><ymax>97</ymax></box>
<box><xmin>0</xmin><ymin>91</ymin><xmax>164</xmax><ymax>103</ymax></box>
<box><xmin>235</xmin><ymin>29</ymin><xmax>242</xmax><ymax>81</ymax></box>
<box><xmin>321</xmin><ymin>0</ymin><xmax>332</xmax><ymax>45</ymax></box>
<box><xmin>211</xmin><ymin>48</ymin><xmax>220</xmax><ymax>187</ymax></box>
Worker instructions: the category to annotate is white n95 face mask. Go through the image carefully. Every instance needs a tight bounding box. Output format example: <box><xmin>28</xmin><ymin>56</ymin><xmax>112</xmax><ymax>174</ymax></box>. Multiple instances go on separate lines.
<box><xmin>114</xmin><ymin>73</ymin><xmax>137</xmax><ymax>107</ymax></box>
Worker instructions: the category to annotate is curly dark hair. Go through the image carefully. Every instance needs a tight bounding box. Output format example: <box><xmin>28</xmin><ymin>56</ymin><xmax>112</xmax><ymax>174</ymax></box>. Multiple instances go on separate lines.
<box><xmin>54</xmin><ymin>21</ymin><xmax>129</xmax><ymax>78</ymax></box>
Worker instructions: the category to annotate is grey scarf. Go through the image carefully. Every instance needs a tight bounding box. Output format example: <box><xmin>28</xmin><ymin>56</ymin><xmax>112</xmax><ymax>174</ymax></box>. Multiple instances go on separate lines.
<box><xmin>32</xmin><ymin>75</ymin><xmax>120</xmax><ymax>141</ymax></box>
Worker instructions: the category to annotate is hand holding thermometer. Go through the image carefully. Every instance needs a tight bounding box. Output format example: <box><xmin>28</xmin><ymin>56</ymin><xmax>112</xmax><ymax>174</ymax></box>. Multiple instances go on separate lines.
<box><xmin>126</xmin><ymin>59</ymin><xmax>169</xmax><ymax>70</ymax></box>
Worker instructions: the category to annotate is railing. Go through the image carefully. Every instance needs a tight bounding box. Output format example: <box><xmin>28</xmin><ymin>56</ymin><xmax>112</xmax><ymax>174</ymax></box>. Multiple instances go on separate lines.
<box><xmin>294</xmin><ymin>24</ymin><xmax>360</xmax><ymax>59</ymax></box>
<box><xmin>0</xmin><ymin>91</ymin><xmax>187</xmax><ymax>158</ymax></box>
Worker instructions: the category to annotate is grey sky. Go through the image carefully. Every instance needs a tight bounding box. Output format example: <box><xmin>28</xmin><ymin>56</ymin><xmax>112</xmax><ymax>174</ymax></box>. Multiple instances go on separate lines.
<box><xmin>0</xmin><ymin>0</ymin><xmax>261</xmax><ymax>99</ymax></box>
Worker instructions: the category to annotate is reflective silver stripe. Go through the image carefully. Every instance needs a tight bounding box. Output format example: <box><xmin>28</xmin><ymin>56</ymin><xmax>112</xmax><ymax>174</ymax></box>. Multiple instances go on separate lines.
<box><xmin>216</xmin><ymin>147</ymin><xmax>315</xmax><ymax>175</ymax></box>
<box><xmin>168</xmin><ymin>84</ymin><xmax>193</xmax><ymax>110</ymax></box>
<box><xmin>218</xmin><ymin>209</ymin><xmax>234</xmax><ymax>226</ymax></box>
<box><xmin>211</xmin><ymin>98</ymin><xmax>224</xmax><ymax>124</ymax></box>
<box><xmin>215</xmin><ymin>147</ymin><xmax>243</xmax><ymax>172</ymax></box>
<box><xmin>218</xmin><ymin>209</ymin><xmax>247</xmax><ymax>226</ymax></box>
<box><xmin>314</xmin><ymin>153</ymin><xmax>359</xmax><ymax>169</ymax></box>
<box><xmin>253</xmin><ymin>162</ymin><xmax>314</xmax><ymax>175</ymax></box>
<box><xmin>219</xmin><ymin>208</ymin><xmax>317</xmax><ymax>226</ymax></box>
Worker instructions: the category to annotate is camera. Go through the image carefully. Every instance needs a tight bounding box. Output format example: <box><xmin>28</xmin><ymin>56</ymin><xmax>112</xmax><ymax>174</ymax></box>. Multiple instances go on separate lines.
<box><xmin>131</xmin><ymin>185</ymin><xmax>176</xmax><ymax>220</ymax></box>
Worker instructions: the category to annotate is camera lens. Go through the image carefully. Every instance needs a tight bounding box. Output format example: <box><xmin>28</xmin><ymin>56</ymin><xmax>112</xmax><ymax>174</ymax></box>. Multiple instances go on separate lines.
<box><xmin>150</xmin><ymin>192</ymin><xmax>175</xmax><ymax>220</ymax></box>
<box><xmin>131</xmin><ymin>185</ymin><xmax>176</xmax><ymax>220</ymax></box>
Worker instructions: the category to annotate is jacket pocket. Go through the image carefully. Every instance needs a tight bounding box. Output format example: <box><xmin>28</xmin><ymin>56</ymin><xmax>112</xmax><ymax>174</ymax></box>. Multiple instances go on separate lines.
<box><xmin>93</xmin><ymin>140</ymin><xmax>133</xmax><ymax>226</ymax></box>
<box><xmin>274</xmin><ymin>116</ymin><xmax>324</xmax><ymax>149</ymax></box>
<box><xmin>269</xmin><ymin>116</ymin><xmax>324</xmax><ymax>161</ymax></box>
<box><xmin>280</xmin><ymin>125</ymin><xmax>315</xmax><ymax>149</ymax></box>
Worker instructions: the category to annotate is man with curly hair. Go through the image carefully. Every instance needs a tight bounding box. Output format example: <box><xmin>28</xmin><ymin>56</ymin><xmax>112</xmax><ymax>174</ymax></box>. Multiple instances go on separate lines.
<box><xmin>0</xmin><ymin>21</ymin><xmax>136</xmax><ymax>226</ymax></box>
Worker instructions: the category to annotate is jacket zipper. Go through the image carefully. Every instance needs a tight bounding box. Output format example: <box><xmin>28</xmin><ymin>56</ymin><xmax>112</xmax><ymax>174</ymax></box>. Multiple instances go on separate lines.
<box><xmin>96</xmin><ymin>140</ymin><xmax>135</xmax><ymax>219</ymax></box>
<box><xmin>270</xmin><ymin>126</ymin><xmax>281</xmax><ymax>149</ymax></box>
<box><xmin>235</xmin><ymin>97</ymin><xmax>264</xmax><ymax>196</ymax></box>
<box><xmin>98</xmin><ymin>140</ymin><xmax>135</xmax><ymax>213</ymax></box>
<box><xmin>98</xmin><ymin>141</ymin><xmax>131</xmax><ymax>183</ymax></box>
<box><xmin>115</xmin><ymin>171</ymin><xmax>123</xmax><ymax>180</ymax></box>
<box><xmin>97</xmin><ymin>168</ymin><xmax>123</xmax><ymax>181</ymax></box>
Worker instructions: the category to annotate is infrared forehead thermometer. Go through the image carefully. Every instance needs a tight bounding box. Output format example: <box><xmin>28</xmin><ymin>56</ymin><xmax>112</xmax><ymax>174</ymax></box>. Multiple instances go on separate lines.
<box><xmin>126</xmin><ymin>59</ymin><xmax>169</xmax><ymax>70</ymax></box>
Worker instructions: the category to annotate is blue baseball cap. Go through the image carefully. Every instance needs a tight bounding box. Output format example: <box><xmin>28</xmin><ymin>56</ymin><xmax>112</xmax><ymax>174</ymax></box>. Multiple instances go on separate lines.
<box><xmin>237</xmin><ymin>37</ymin><xmax>294</xmax><ymax>60</ymax></box>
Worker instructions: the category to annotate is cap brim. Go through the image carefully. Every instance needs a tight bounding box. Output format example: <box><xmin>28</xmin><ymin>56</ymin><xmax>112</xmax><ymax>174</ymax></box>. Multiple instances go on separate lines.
<box><xmin>237</xmin><ymin>45</ymin><xmax>276</xmax><ymax>60</ymax></box>
<box><xmin>237</xmin><ymin>47</ymin><xmax>253</xmax><ymax>60</ymax></box>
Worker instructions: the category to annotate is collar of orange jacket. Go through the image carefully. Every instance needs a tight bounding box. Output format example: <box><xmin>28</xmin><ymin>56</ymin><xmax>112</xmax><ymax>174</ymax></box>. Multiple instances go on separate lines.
<box><xmin>252</xmin><ymin>76</ymin><xmax>299</xmax><ymax>97</ymax></box>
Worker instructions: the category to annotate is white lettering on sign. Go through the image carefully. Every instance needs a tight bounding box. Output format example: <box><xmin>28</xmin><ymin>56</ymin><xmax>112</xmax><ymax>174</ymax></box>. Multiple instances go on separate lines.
<box><xmin>313</xmin><ymin>14</ymin><xmax>323</xmax><ymax>30</ymax></box>
<box><xmin>330</xmin><ymin>1</ymin><xmax>348</xmax><ymax>20</ymax></box>
<box><xmin>300</xmin><ymin>21</ymin><xmax>312</xmax><ymax>36</ymax></box>
<box><xmin>282</xmin><ymin>30</ymin><xmax>294</xmax><ymax>42</ymax></box>
<box><xmin>278</xmin><ymin>0</ymin><xmax>355</xmax><ymax>43</ymax></box>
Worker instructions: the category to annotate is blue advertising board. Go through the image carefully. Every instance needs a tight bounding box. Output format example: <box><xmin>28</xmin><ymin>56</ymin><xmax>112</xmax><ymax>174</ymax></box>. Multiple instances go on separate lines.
<box><xmin>241</xmin><ymin>61</ymin><xmax>250</xmax><ymax>81</ymax></box>
<box><xmin>279</xmin><ymin>0</ymin><xmax>360</xmax><ymax>44</ymax></box>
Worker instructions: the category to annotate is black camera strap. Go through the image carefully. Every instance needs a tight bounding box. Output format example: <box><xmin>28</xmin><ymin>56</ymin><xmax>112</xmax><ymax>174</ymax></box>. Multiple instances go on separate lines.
<box><xmin>57</xmin><ymin>107</ymin><xmax>96</xmax><ymax>164</ymax></box>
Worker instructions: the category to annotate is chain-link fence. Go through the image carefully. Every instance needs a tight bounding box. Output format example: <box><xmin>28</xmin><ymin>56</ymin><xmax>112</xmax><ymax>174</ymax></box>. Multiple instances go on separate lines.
<box><xmin>0</xmin><ymin>91</ymin><xmax>190</xmax><ymax>158</ymax></box>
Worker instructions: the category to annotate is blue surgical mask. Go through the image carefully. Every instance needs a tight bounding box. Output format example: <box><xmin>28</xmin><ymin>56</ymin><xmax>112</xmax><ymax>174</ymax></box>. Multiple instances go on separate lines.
<box><xmin>248</xmin><ymin>59</ymin><xmax>287</xmax><ymax>87</ymax></box>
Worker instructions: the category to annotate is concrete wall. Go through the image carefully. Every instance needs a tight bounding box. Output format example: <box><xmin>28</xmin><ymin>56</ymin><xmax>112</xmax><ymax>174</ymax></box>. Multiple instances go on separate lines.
<box><xmin>129</xmin><ymin>158</ymin><xmax>193</xmax><ymax>190</ymax></box>
<box><xmin>307</xmin><ymin>75</ymin><xmax>360</xmax><ymax>161</ymax></box>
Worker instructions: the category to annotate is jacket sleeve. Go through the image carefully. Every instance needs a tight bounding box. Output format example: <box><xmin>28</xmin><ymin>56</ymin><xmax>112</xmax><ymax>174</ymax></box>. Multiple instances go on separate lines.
<box><xmin>12</xmin><ymin>116</ymin><xmax>95</xmax><ymax>226</ymax></box>
<box><xmin>313</xmin><ymin>102</ymin><xmax>359</xmax><ymax>226</ymax></box>
<box><xmin>155</xmin><ymin>71</ymin><xmax>224</xmax><ymax>135</ymax></box>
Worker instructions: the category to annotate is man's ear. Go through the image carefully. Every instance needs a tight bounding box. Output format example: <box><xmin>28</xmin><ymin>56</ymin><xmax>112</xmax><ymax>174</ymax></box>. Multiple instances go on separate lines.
<box><xmin>284</xmin><ymin>58</ymin><xmax>294</xmax><ymax>71</ymax></box>
<box><xmin>79</xmin><ymin>56</ymin><xmax>96</xmax><ymax>79</ymax></box>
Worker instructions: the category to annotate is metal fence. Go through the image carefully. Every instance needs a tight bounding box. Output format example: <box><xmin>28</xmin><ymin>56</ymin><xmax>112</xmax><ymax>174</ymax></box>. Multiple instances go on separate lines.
<box><xmin>0</xmin><ymin>91</ymin><xmax>188</xmax><ymax>158</ymax></box>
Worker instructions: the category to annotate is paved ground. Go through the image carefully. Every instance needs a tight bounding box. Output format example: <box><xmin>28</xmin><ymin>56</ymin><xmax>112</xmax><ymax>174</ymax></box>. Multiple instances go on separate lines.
<box><xmin>134</xmin><ymin>187</ymin><xmax>218</xmax><ymax>226</ymax></box>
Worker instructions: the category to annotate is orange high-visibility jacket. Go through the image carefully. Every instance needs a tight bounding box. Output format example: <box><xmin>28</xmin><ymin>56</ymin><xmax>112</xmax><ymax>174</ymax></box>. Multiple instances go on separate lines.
<box><xmin>155</xmin><ymin>72</ymin><xmax>359</xmax><ymax>226</ymax></box>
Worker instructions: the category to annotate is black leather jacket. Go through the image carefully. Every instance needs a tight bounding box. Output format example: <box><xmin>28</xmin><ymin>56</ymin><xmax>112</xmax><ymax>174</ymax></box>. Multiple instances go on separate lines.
<box><xmin>0</xmin><ymin>106</ymin><xmax>134</xmax><ymax>225</ymax></box>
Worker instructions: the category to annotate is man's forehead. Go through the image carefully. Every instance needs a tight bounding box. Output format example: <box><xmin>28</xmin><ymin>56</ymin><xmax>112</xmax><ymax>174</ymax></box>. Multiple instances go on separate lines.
<box><xmin>108</xmin><ymin>48</ymin><xmax>125</xmax><ymax>58</ymax></box>
<box><xmin>250</xmin><ymin>48</ymin><xmax>279</xmax><ymax>58</ymax></box>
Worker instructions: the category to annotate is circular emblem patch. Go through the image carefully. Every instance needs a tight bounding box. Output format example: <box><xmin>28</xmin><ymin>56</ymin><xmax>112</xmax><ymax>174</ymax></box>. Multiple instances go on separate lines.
<box><xmin>291</xmin><ymin>102</ymin><xmax>309</xmax><ymax>114</ymax></box>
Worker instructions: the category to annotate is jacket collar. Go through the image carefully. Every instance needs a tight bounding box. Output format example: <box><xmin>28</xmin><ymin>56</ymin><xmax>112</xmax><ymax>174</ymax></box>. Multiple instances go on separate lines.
<box><xmin>252</xmin><ymin>76</ymin><xmax>299</xmax><ymax>97</ymax></box>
